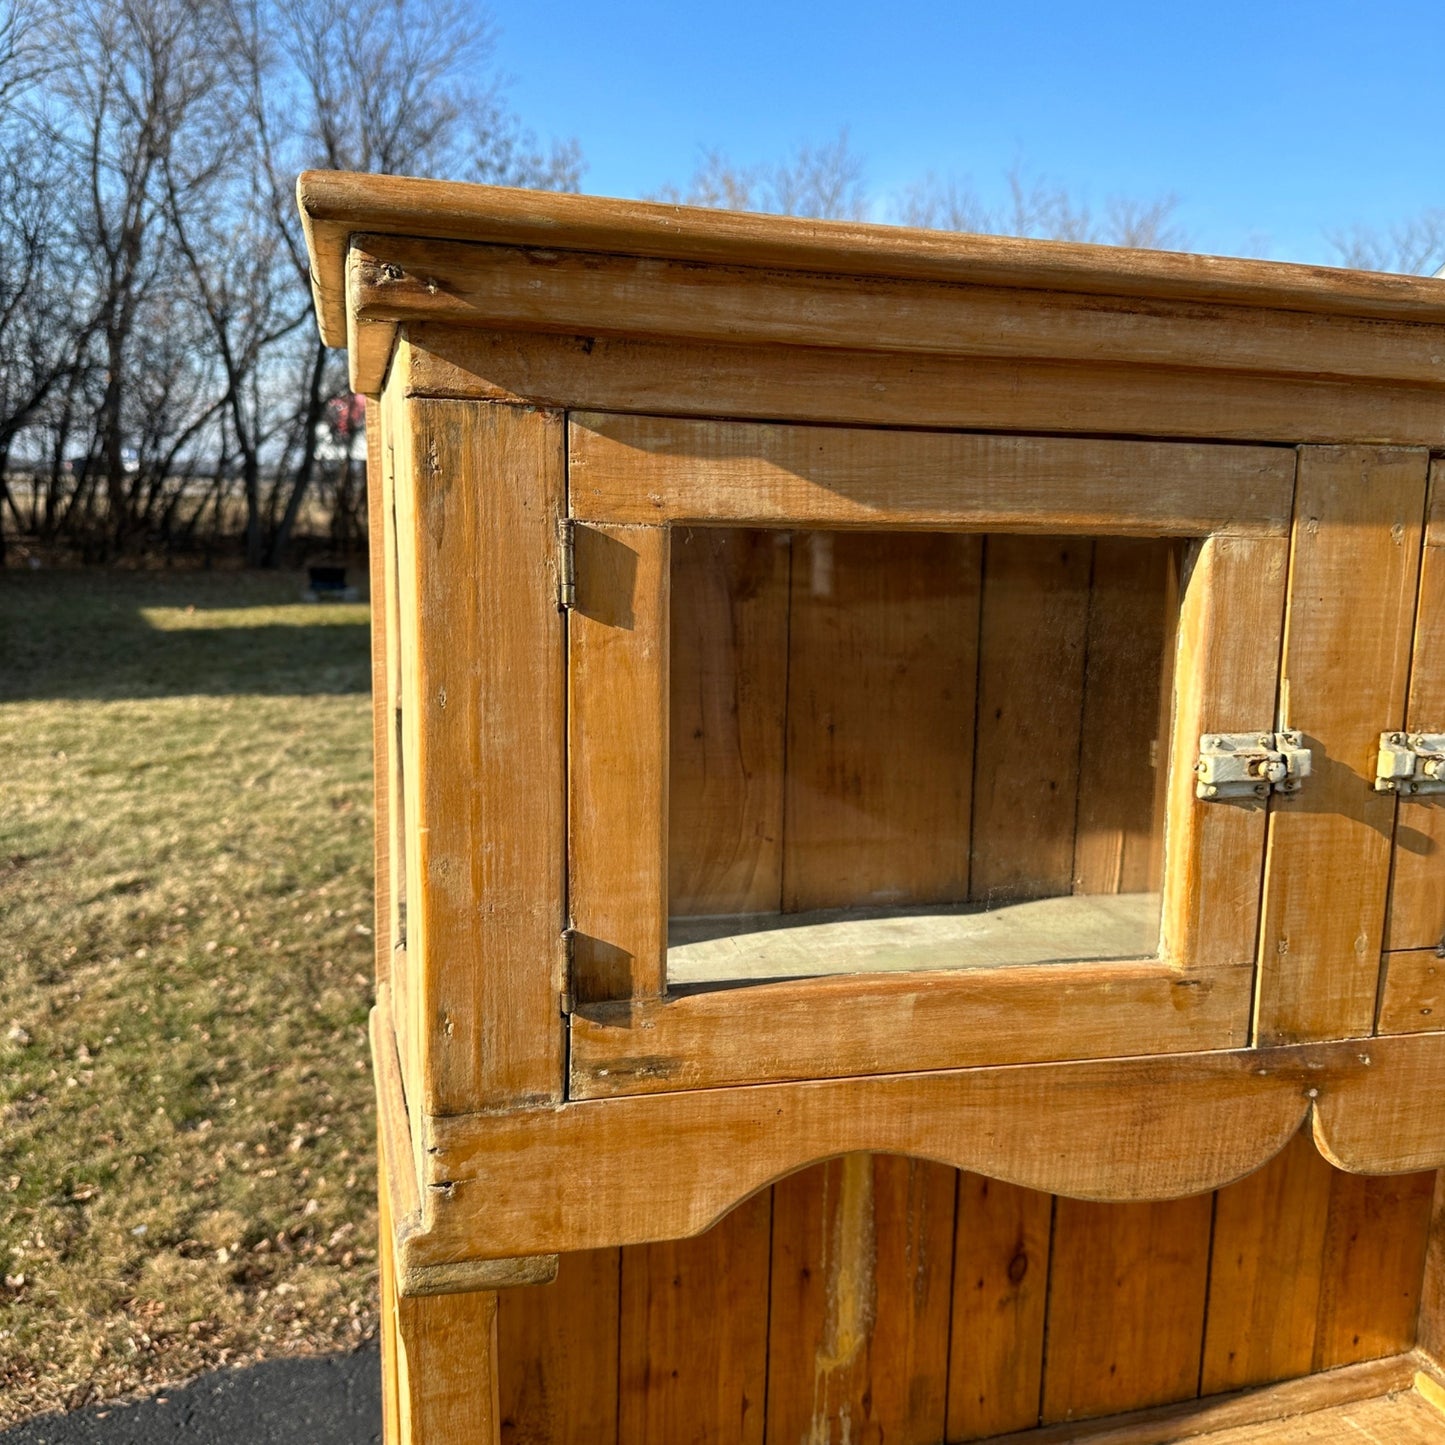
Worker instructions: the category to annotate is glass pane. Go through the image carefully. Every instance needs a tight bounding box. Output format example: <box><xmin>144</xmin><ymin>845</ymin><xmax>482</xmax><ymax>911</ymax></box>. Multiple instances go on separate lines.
<box><xmin>667</xmin><ymin>527</ymin><xmax>1182</xmax><ymax>988</ymax></box>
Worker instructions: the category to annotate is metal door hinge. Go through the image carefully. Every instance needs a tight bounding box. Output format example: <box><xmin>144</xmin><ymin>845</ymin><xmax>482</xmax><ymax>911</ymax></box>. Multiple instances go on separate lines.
<box><xmin>1195</xmin><ymin>731</ymin><xmax>1311</xmax><ymax>801</ymax></box>
<box><xmin>556</xmin><ymin>519</ymin><xmax>575</xmax><ymax>610</ymax></box>
<box><xmin>1375</xmin><ymin>732</ymin><xmax>1445</xmax><ymax>795</ymax></box>
<box><xmin>560</xmin><ymin>926</ymin><xmax>576</xmax><ymax>1014</ymax></box>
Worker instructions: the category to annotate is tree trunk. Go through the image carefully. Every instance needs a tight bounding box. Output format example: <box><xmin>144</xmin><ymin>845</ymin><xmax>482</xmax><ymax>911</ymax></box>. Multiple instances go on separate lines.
<box><xmin>266</xmin><ymin>341</ymin><xmax>329</xmax><ymax>568</ymax></box>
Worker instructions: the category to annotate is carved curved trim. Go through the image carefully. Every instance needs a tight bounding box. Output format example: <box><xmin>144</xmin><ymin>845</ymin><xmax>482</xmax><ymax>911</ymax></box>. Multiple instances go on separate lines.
<box><xmin>1313</xmin><ymin>1031</ymin><xmax>1445</xmax><ymax>1174</ymax></box>
<box><xmin>405</xmin><ymin>1033</ymin><xmax>1445</xmax><ymax>1265</ymax></box>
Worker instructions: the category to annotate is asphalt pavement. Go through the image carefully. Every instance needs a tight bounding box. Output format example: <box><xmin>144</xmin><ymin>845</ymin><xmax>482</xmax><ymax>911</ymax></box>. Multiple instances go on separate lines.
<box><xmin>0</xmin><ymin>1347</ymin><xmax>381</xmax><ymax>1445</ymax></box>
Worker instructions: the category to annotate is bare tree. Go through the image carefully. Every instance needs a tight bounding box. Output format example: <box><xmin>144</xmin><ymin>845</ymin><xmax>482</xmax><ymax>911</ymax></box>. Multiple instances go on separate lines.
<box><xmin>37</xmin><ymin>0</ymin><xmax>238</xmax><ymax>554</ymax></box>
<box><xmin>897</xmin><ymin>164</ymin><xmax>1186</xmax><ymax>249</ymax></box>
<box><xmin>1329</xmin><ymin>211</ymin><xmax>1445</xmax><ymax>275</ymax></box>
<box><xmin>236</xmin><ymin>0</ymin><xmax>583</xmax><ymax>565</ymax></box>
<box><xmin>656</xmin><ymin>129</ymin><xmax>868</xmax><ymax>221</ymax></box>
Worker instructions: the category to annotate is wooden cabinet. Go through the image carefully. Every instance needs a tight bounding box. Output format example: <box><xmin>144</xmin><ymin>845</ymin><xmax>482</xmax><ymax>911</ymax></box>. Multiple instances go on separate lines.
<box><xmin>300</xmin><ymin>170</ymin><xmax>1445</xmax><ymax>1444</ymax></box>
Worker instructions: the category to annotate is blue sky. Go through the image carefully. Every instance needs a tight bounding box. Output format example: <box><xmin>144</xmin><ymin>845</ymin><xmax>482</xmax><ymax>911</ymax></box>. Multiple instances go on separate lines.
<box><xmin>488</xmin><ymin>1</ymin><xmax>1443</xmax><ymax>266</ymax></box>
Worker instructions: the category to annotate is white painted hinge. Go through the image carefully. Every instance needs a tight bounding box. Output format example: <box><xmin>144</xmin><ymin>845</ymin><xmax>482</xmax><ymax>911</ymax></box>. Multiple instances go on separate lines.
<box><xmin>556</xmin><ymin>518</ymin><xmax>575</xmax><ymax>610</ymax></box>
<box><xmin>1195</xmin><ymin>731</ymin><xmax>1311</xmax><ymax>801</ymax></box>
<box><xmin>1375</xmin><ymin>731</ymin><xmax>1445</xmax><ymax>795</ymax></box>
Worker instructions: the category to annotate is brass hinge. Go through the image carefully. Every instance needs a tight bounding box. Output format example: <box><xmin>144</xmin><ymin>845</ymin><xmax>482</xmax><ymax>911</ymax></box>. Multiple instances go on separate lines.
<box><xmin>560</xmin><ymin>926</ymin><xmax>576</xmax><ymax>1014</ymax></box>
<box><xmin>556</xmin><ymin>518</ymin><xmax>575</xmax><ymax>610</ymax></box>
<box><xmin>1375</xmin><ymin>731</ymin><xmax>1445</xmax><ymax>795</ymax></box>
<box><xmin>1195</xmin><ymin>731</ymin><xmax>1311</xmax><ymax>801</ymax></box>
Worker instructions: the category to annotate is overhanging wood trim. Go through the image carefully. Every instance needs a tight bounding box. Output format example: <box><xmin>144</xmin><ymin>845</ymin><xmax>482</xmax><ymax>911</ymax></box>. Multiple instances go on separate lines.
<box><xmin>347</xmin><ymin>235</ymin><xmax>1445</xmax><ymax>389</ymax></box>
<box><xmin>406</xmin><ymin>1032</ymin><xmax>1445</xmax><ymax>1264</ymax></box>
<box><xmin>298</xmin><ymin>169</ymin><xmax>1445</xmax><ymax>350</ymax></box>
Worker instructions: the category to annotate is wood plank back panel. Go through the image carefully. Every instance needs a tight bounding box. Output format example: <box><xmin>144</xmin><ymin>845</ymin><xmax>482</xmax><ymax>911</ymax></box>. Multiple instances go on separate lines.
<box><xmin>765</xmin><ymin>1155</ymin><xmax>956</xmax><ymax>1445</ymax></box>
<box><xmin>783</xmin><ymin>532</ymin><xmax>982</xmax><ymax>912</ymax></box>
<box><xmin>970</xmin><ymin>537</ymin><xmax>1092</xmax><ymax>905</ymax></box>
<box><xmin>668</xmin><ymin>528</ymin><xmax>790</xmax><ymax>918</ymax></box>
<box><xmin>618</xmin><ymin>1190</ymin><xmax>772</xmax><ymax>1445</ymax></box>
<box><xmin>1072</xmin><ymin>538</ymin><xmax>1178</xmax><ymax>897</ymax></box>
<box><xmin>668</xmin><ymin>530</ymin><xmax>1173</xmax><ymax>927</ymax></box>
<box><xmin>496</xmin><ymin>1250</ymin><xmax>620</xmax><ymax>1445</ymax></box>
<box><xmin>1312</xmin><ymin>1166</ymin><xmax>1436</xmax><ymax>1370</ymax></box>
<box><xmin>1200</xmin><ymin>1130</ymin><xmax>1334</xmax><ymax>1393</ymax></box>
<box><xmin>947</xmin><ymin>1176</ymin><xmax>1053</xmax><ymax>1441</ymax></box>
<box><xmin>488</xmin><ymin>1150</ymin><xmax>1438</xmax><ymax>1442</ymax></box>
<box><xmin>1040</xmin><ymin>1194</ymin><xmax>1214</xmax><ymax>1425</ymax></box>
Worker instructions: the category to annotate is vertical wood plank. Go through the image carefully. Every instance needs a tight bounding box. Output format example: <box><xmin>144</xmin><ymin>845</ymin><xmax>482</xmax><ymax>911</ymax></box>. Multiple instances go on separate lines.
<box><xmin>618</xmin><ymin>1191</ymin><xmax>771</xmax><ymax>1445</ymax></box>
<box><xmin>1160</xmin><ymin>533</ymin><xmax>1289</xmax><ymax>973</ymax></box>
<box><xmin>400</xmin><ymin>399</ymin><xmax>567</xmax><ymax>1112</ymax></box>
<box><xmin>1041</xmin><ymin>1195</ymin><xmax>1213</xmax><ymax>1425</ymax></box>
<box><xmin>766</xmin><ymin>1155</ymin><xmax>955</xmax><ymax>1445</ymax></box>
<box><xmin>1146</xmin><ymin>544</ymin><xmax>1183</xmax><ymax>896</ymax></box>
<box><xmin>971</xmin><ymin>536</ymin><xmax>1091</xmax><ymax>905</ymax></box>
<box><xmin>569</xmin><ymin>522</ymin><xmax>670</xmax><ymax>1001</ymax></box>
<box><xmin>366</xmin><ymin>396</ymin><xmax>393</xmax><ymax>987</ymax></box>
<box><xmin>1414</xmin><ymin>1171</ymin><xmax>1445</xmax><ymax>1369</ymax></box>
<box><xmin>396</xmin><ymin>1286</ymin><xmax>502</xmax><ymax>1445</ymax></box>
<box><xmin>1376</xmin><ymin>949</ymin><xmax>1445</xmax><ymax>1034</ymax></box>
<box><xmin>1313</xmin><ymin>1166</ymin><xmax>1436</xmax><ymax>1370</ymax></box>
<box><xmin>783</xmin><ymin>532</ymin><xmax>982</xmax><ymax>912</ymax></box>
<box><xmin>1256</xmin><ymin>446</ymin><xmax>1428</xmax><ymax>1043</ymax></box>
<box><xmin>1200</xmin><ymin>1130</ymin><xmax>1334</xmax><ymax>1394</ymax></box>
<box><xmin>946</xmin><ymin>1175</ymin><xmax>1052</xmax><ymax>1441</ymax></box>
<box><xmin>497</xmin><ymin>1250</ymin><xmax>621</xmax><ymax>1445</ymax></box>
<box><xmin>668</xmin><ymin>527</ymin><xmax>790</xmax><ymax>919</ymax></box>
<box><xmin>378</xmin><ymin>1117</ymin><xmax>403</xmax><ymax>1445</ymax></box>
<box><xmin>1386</xmin><ymin>463</ymin><xmax>1445</xmax><ymax>952</ymax></box>
<box><xmin>1072</xmin><ymin>538</ymin><xmax>1174</xmax><ymax>898</ymax></box>
<box><xmin>381</xmin><ymin>378</ymin><xmax>416</xmax><ymax>1129</ymax></box>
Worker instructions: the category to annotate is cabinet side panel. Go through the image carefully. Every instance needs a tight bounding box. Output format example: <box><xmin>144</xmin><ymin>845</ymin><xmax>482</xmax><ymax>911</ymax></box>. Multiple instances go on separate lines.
<box><xmin>1385</xmin><ymin>462</ymin><xmax>1445</xmax><ymax>952</ymax></box>
<box><xmin>402</xmin><ymin>398</ymin><xmax>566</xmax><ymax>1112</ymax></box>
<box><xmin>764</xmin><ymin>1156</ymin><xmax>955</xmax><ymax>1445</ymax></box>
<box><xmin>1256</xmin><ymin>446</ymin><xmax>1428</xmax><ymax>1044</ymax></box>
<box><xmin>366</xmin><ymin>396</ymin><xmax>392</xmax><ymax>989</ymax></box>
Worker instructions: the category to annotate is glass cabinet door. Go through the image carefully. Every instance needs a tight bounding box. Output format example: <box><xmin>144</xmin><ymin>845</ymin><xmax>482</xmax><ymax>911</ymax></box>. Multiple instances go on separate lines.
<box><xmin>565</xmin><ymin>413</ymin><xmax>1298</xmax><ymax>1095</ymax></box>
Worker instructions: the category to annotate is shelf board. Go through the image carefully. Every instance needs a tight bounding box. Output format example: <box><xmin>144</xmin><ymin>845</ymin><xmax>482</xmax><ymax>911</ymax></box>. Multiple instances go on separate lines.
<box><xmin>667</xmin><ymin>891</ymin><xmax>1159</xmax><ymax>986</ymax></box>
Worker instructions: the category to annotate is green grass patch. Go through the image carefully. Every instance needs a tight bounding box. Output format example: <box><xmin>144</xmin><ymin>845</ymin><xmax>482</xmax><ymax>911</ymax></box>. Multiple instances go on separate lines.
<box><xmin>0</xmin><ymin>569</ymin><xmax>378</xmax><ymax>1424</ymax></box>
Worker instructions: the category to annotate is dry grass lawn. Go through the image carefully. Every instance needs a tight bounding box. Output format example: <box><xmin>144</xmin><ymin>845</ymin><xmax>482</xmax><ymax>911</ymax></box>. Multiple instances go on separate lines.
<box><xmin>0</xmin><ymin>568</ymin><xmax>378</xmax><ymax>1426</ymax></box>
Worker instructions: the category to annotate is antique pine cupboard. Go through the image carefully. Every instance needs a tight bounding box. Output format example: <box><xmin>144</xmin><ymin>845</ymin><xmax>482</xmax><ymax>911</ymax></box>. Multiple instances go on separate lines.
<box><xmin>299</xmin><ymin>169</ymin><xmax>1445</xmax><ymax>1445</ymax></box>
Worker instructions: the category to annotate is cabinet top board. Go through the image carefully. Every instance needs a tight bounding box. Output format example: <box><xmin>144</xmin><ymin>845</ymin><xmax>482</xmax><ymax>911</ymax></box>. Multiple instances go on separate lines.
<box><xmin>298</xmin><ymin>168</ymin><xmax>1445</xmax><ymax>359</ymax></box>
